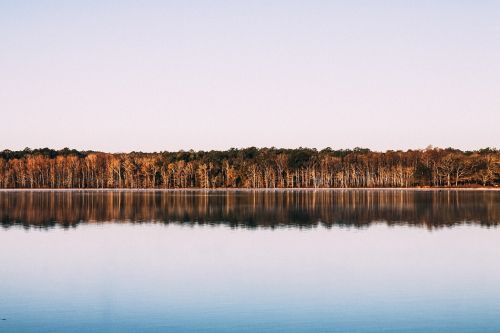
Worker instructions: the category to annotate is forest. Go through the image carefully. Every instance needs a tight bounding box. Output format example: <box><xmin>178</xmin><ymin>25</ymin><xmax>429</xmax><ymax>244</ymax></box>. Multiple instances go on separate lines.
<box><xmin>0</xmin><ymin>147</ymin><xmax>498</xmax><ymax>188</ymax></box>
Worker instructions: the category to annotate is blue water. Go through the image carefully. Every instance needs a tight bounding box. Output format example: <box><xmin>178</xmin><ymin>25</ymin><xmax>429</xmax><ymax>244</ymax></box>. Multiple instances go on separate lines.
<box><xmin>0</xmin><ymin>190</ymin><xmax>499</xmax><ymax>332</ymax></box>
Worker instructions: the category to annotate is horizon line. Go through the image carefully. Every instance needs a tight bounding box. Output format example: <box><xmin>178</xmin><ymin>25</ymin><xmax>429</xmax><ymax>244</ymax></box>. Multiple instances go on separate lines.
<box><xmin>1</xmin><ymin>145</ymin><xmax>499</xmax><ymax>155</ymax></box>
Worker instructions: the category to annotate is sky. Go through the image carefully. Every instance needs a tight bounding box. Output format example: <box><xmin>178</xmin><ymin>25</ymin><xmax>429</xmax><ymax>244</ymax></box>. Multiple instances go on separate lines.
<box><xmin>1</xmin><ymin>1</ymin><xmax>499</xmax><ymax>153</ymax></box>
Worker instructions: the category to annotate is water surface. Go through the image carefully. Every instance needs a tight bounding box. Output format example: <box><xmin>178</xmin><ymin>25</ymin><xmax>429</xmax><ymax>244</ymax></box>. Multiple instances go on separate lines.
<box><xmin>0</xmin><ymin>190</ymin><xmax>499</xmax><ymax>332</ymax></box>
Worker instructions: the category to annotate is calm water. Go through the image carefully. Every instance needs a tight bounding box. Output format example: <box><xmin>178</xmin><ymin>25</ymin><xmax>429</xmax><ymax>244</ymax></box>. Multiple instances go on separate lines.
<box><xmin>0</xmin><ymin>190</ymin><xmax>499</xmax><ymax>333</ymax></box>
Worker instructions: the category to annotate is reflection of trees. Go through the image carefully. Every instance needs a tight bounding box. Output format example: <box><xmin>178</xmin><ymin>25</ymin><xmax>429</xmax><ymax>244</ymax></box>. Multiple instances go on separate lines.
<box><xmin>0</xmin><ymin>190</ymin><xmax>498</xmax><ymax>230</ymax></box>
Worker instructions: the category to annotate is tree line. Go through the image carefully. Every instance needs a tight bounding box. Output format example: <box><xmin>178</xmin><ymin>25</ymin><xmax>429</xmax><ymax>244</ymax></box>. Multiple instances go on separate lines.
<box><xmin>0</xmin><ymin>147</ymin><xmax>498</xmax><ymax>188</ymax></box>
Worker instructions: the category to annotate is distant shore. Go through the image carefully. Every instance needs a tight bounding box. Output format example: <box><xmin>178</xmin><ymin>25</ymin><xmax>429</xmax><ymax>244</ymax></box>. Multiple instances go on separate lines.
<box><xmin>2</xmin><ymin>147</ymin><xmax>498</xmax><ymax>189</ymax></box>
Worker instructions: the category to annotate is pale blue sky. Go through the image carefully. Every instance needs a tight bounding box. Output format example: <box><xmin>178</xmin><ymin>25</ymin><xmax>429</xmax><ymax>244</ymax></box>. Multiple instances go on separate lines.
<box><xmin>1</xmin><ymin>1</ymin><xmax>499</xmax><ymax>152</ymax></box>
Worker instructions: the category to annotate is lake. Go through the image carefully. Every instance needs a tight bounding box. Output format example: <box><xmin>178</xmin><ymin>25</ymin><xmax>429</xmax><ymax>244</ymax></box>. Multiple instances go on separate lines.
<box><xmin>1</xmin><ymin>190</ymin><xmax>499</xmax><ymax>333</ymax></box>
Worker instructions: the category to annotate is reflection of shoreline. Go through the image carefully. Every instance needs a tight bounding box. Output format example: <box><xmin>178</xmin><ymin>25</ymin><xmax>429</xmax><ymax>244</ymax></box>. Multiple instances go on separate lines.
<box><xmin>0</xmin><ymin>187</ymin><xmax>499</xmax><ymax>192</ymax></box>
<box><xmin>2</xmin><ymin>220</ymin><xmax>496</xmax><ymax>231</ymax></box>
<box><xmin>1</xmin><ymin>190</ymin><xmax>498</xmax><ymax>230</ymax></box>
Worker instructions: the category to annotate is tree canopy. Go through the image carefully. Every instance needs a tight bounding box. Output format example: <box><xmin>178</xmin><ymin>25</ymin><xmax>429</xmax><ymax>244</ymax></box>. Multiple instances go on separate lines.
<box><xmin>0</xmin><ymin>147</ymin><xmax>498</xmax><ymax>188</ymax></box>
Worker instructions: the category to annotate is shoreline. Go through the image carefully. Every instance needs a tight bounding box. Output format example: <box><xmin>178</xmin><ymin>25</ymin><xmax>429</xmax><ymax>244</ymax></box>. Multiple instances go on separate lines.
<box><xmin>0</xmin><ymin>187</ymin><xmax>499</xmax><ymax>192</ymax></box>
